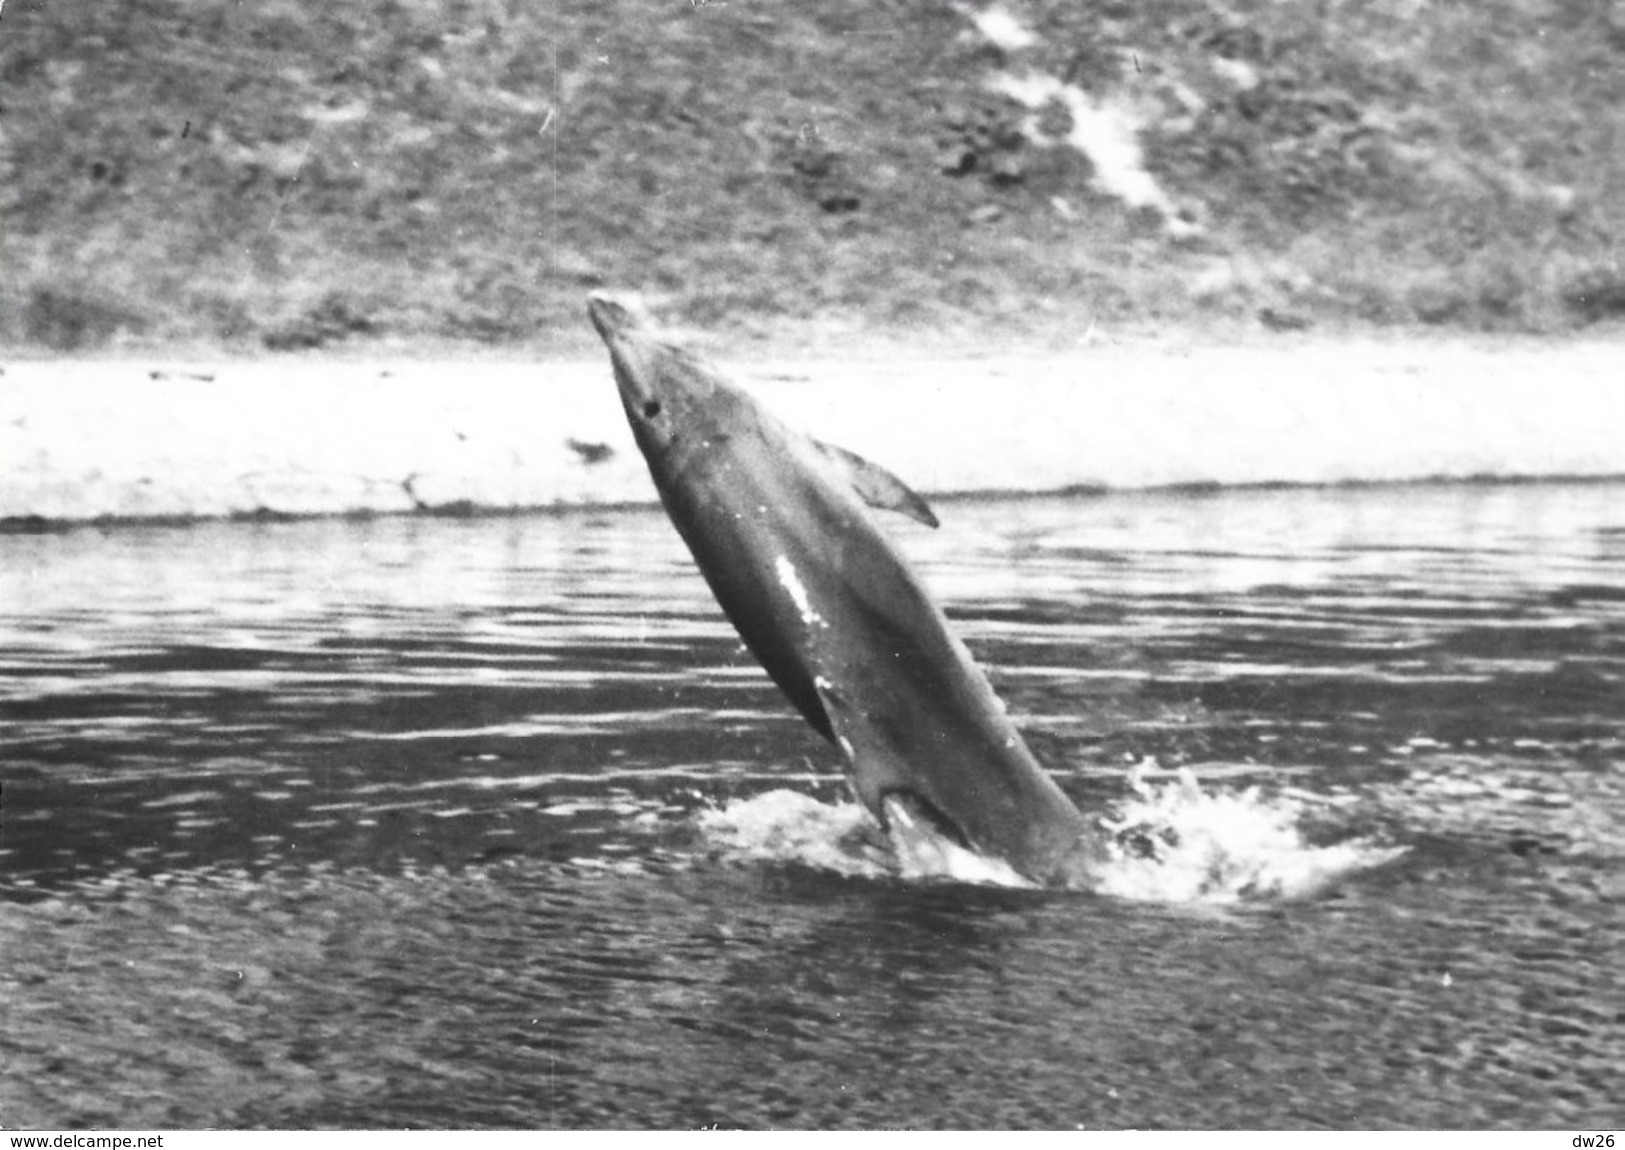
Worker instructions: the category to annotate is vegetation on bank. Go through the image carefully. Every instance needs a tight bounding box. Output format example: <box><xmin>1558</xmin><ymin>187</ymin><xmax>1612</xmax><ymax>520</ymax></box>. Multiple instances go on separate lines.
<box><xmin>1</xmin><ymin>0</ymin><xmax>1619</xmax><ymax>354</ymax></box>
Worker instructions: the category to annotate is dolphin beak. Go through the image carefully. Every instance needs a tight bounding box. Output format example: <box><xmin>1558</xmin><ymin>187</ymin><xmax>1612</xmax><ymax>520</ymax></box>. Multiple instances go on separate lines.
<box><xmin>587</xmin><ymin>292</ymin><xmax>669</xmax><ymax>430</ymax></box>
<box><xmin>586</xmin><ymin>292</ymin><xmax>642</xmax><ymax>345</ymax></box>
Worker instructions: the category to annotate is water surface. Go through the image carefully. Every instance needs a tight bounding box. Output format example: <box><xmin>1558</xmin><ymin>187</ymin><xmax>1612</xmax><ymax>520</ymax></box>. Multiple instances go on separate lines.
<box><xmin>1</xmin><ymin>483</ymin><xmax>1620</xmax><ymax>1128</ymax></box>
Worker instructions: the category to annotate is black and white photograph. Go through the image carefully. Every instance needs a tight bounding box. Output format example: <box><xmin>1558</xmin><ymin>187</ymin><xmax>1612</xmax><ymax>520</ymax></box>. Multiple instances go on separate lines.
<box><xmin>0</xmin><ymin>0</ymin><xmax>1620</xmax><ymax>1134</ymax></box>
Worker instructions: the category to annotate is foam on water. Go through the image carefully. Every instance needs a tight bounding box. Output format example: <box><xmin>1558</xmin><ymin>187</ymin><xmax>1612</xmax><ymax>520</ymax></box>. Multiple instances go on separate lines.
<box><xmin>1092</xmin><ymin>760</ymin><xmax>1406</xmax><ymax>904</ymax></box>
<box><xmin>694</xmin><ymin>789</ymin><xmax>1033</xmax><ymax>887</ymax></box>
<box><xmin>695</xmin><ymin>789</ymin><xmax>891</xmax><ymax>880</ymax></box>
<box><xmin>694</xmin><ymin>763</ymin><xmax>1405</xmax><ymax>901</ymax></box>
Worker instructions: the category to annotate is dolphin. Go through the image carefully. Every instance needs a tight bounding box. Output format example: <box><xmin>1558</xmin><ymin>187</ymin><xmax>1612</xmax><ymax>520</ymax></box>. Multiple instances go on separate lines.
<box><xmin>587</xmin><ymin>292</ymin><xmax>1103</xmax><ymax>885</ymax></box>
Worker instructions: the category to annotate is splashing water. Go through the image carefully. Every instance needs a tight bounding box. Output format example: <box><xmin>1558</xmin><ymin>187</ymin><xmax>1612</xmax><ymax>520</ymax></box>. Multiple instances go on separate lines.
<box><xmin>1093</xmin><ymin>760</ymin><xmax>1406</xmax><ymax>904</ymax></box>
<box><xmin>695</xmin><ymin>790</ymin><xmax>891</xmax><ymax>880</ymax></box>
<box><xmin>695</xmin><ymin>763</ymin><xmax>1404</xmax><ymax>902</ymax></box>
<box><xmin>695</xmin><ymin>789</ymin><xmax>1032</xmax><ymax>888</ymax></box>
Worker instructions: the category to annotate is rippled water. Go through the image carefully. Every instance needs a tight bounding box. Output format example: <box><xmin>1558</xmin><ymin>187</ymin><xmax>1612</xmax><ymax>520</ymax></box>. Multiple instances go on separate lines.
<box><xmin>2</xmin><ymin>482</ymin><xmax>1620</xmax><ymax>1129</ymax></box>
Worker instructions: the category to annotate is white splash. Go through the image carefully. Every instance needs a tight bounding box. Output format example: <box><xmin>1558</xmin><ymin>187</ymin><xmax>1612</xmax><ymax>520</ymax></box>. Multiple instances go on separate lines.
<box><xmin>1093</xmin><ymin>761</ymin><xmax>1405</xmax><ymax>904</ymax></box>
<box><xmin>697</xmin><ymin>789</ymin><xmax>1030</xmax><ymax>887</ymax></box>
<box><xmin>696</xmin><ymin>789</ymin><xmax>884</xmax><ymax>878</ymax></box>
<box><xmin>693</xmin><ymin>761</ymin><xmax>1402</xmax><ymax>902</ymax></box>
<box><xmin>694</xmin><ymin>768</ymin><xmax>1403</xmax><ymax>903</ymax></box>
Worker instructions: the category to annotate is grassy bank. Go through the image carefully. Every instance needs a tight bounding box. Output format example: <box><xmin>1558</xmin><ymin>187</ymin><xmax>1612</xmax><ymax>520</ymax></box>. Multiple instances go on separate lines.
<box><xmin>1</xmin><ymin>0</ymin><xmax>1620</xmax><ymax>355</ymax></box>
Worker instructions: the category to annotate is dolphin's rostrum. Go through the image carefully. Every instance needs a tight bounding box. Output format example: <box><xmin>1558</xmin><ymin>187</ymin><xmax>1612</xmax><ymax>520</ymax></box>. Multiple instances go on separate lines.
<box><xmin>587</xmin><ymin>292</ymin><xmax>1104</xmax><ymax>885</ymax></box>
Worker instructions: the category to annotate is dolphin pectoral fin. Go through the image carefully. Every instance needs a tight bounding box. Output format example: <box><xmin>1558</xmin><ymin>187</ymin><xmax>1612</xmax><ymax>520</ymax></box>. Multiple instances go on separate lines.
<box><xmin>811</xmin><ymin>439</ymin><xmax>940</xmax><ymax>529</ymax></box>
<box><xmin>882</xmin><ymin>792</ymin><xmax>1030</xmax><ymax>885</ymax></box>
<box><xmin>811</xmin><ymin>675</ymin><xmax>930</xmax><ymax>819</ymax></box>
<box><xmin>810</xmin><ymin>675</ymin><xmax>863</xmax><ymax>766</ymax></box>
<box><xmin>806</xmin><ymin>672</ymin><xmax>968</xmax><ymax>851</ymax></box>
<box><xmin>879</xmin><ymin>790</ymin><xmax>969</xmax><ymax>848</ymax></box>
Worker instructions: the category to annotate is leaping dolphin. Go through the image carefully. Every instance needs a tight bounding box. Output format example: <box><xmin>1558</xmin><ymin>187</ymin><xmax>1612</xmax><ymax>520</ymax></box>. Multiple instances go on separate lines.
<box><xmin>587</xmin><ymin>292</ymin><xmax>1104</xmax><ymax>885</ymax></box>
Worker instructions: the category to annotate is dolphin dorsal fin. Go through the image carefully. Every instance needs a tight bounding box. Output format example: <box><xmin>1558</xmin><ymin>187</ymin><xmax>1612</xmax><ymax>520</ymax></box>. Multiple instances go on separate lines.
<box><xmin>812</xmin><ymin>439</ymin><xmax>940</xmax><ymax>528</ymax></box>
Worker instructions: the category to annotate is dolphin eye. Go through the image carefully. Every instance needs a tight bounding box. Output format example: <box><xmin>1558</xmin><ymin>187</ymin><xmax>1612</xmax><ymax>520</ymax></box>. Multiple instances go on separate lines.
<box><xmin>642</xmin><ymin>400</ymin><xmax>662</xmax><ymax>419</ymax></box>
